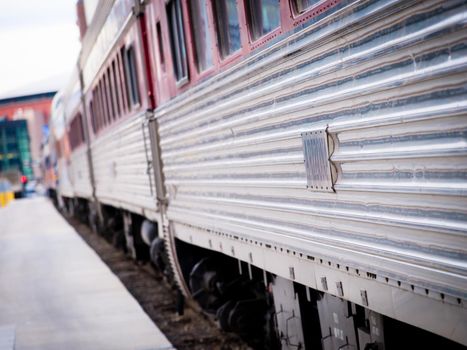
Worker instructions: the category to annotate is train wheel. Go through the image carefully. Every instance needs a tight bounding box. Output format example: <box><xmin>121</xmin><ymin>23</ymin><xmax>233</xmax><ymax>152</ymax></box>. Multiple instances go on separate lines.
<box><xmin>168</xmin><ymin>237</ymin><xmax>280</xmax><ymax>349</ymax></box>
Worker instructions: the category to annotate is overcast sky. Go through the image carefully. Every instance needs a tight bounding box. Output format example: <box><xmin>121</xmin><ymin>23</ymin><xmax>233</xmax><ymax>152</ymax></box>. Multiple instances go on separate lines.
<box><xmin>0</xmin><ymin>1</ymin><xmax>81</xmax><ymax>99</ymax></box>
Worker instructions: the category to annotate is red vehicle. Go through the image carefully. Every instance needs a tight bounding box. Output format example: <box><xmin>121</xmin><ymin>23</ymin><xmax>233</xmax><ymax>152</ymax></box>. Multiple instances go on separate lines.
<box><xmin>49</xmin><ymin>0</ymin><xmax>467</xmax><ymax>349</ymax></box>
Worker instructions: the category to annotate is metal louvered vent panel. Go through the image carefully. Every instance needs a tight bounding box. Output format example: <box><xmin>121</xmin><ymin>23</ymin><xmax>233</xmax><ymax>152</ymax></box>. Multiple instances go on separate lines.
<box><xmin>301</xmin><ymin>129</ymin><xmax>334</xmax><ymax>192</ymax></box>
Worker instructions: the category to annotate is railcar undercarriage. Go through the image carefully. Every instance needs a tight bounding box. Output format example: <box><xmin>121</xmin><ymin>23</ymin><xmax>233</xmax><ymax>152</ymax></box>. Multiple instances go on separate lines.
<box><xmin>56</xmin><ymin>196</ymin><xmax>466</xmax><ymax>350</ymax></box>
<box><xmin>172</xmin><ymin>237</ymin><xmax>466</xmax><ymax>350</ymax></box>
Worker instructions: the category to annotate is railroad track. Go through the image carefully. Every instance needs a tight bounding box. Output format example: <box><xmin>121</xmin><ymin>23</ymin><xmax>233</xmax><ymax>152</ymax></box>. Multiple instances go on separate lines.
<box><xmin>66</xmin><ymin>216</ymin><xmax>251</xmax><ymax>350</ymax></box>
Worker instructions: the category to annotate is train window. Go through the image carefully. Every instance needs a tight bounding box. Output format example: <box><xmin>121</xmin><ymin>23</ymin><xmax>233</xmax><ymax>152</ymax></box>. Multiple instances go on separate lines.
<box><xmin>102</xmin><ymin>77</ymin><xmax>110</xmax><ymax>125</ymax></box>
<box><xmin>124</xmin><ymin>46</ymin><xmax>140</xmax><ymax>106</ymax></box>
<box><xmin>78</xmin><ymin>114</ymin><xmax>84</xmax><ymax>144</ymax></box>
<box><xmin>92</xmin><ymin>88</ymin><xmax>98</xmax><ymax>133</ymax></box>
<box><xmin>106</xmin><ymin>68</ymin><xmax>116</xmax><ymax>120</ymax></box>
<box><xmin>99</xmin><ymin>81</ymin><xmax>107</xmax><ymax>127</ymax></box>
<box><xmin>69</xmin><ymin>113</ymin><xmax>84</xmax><ymax>150</ymax></box>
<box><xmin>100</xmin><ymin>84</ymin><xmax>105</xmax><ymax>126</ymax></box>
<box><xmin>70</xmin><ymin>116</ymin><xmax>77</xmax><ymax>149</ymax></box>
<box><xmin>93</xmin><ymin>89</ymin><xmax>98</xmax><ymax>130</ymax></box>
<box><xmin>95</xmin><ymin>87</ymin><xmax>102</xmax><ymax>131</ymax></box>
<box><xmin>156</xmin><ymin>21</ymin><xmax>166</xmax><ymax>71</ymax></box>
<box><xmin>166</xmin><ymin>0</ymin><xmax>188</xmax><ymax>82</ymax></box>
<box><xmin>95</xmin><ymin>87</ymin><xmax>100</xmax><ymax>130</ymax></box>
<box><xmin>93</xmin><ymin>97</ymin><xmax>98</xmax><ymax>131</ymax></box>
<box><xmin>119</xmin><ymin>48</ymin><xmax>130</xmax><ymax>112</ymax></box>
<box><xmin>103</xmin><ymin>75</ymin><xmax>108</xmax><ymax>124</ymax></box>
<box><xmin>213</xmin><ymin>0</ymin><xmax>241</xmax><ymax>59</ymax></box>
<box><xmin>189</xmin><ymin>0</ymin><xmax>213</xmax><ymax>72</ymax></box>
<box><xmin>109</xmin><ymin>70</ymin><xmax>115</xmax><ymax>120</ymax></box>
<box><xmin>110</xmin><ymin>66</ymin><xmax>118</xmax><ymax>119</ymax></box>
<box><xmin>292</xmin><ymin>0</ymin><xmax>319</xmax><ymax>14</ymax></box>
<box><xmin>90</xmin><ymin>99</ymin><xmax>96</xmax><ymax>133</ymax></box>
<box><xmin>245</xmin><ymin>0</ymin><xmax>280</xmax><ymax>41</ymax></box>
<box><xmin>112</xmin><ymin>60</ymin><xmax>121</xmax><ymax>117</ymax></box>
<box><xmin>99</xmin><ymin>80</ymin><xmax>106</xmax><ymax>126</ymax></box>
<box><xmin>107</xmin><ymin>69</ymin><xmax>113</xmax><ymax>120</ymax></box>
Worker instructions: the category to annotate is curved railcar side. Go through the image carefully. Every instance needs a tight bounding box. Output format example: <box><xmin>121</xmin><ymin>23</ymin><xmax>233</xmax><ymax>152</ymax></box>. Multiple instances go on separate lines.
<box><xmin>150</xmin><ymin>0</ymin><xmax>467</xmax><ymax>346</ymax></box>
<box><xmin>52</xmin><ymin>0</ymin><xmax>467</xmax><ymax>348</ymax></box>
<box><xmin>81</xmin><ymin>0</ymin><xmax>158</xmax><ymax>220</ymax></box>
<box><xmin>50</xmin><ymin>91</ymin><xmax>74</xmax><ymax>202</ymax></box>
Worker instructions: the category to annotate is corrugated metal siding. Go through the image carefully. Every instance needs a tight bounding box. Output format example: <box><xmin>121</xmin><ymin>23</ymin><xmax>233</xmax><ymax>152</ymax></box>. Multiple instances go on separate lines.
<box><xmin>70</xmin><ymin>147</ymin><xmax>93</xmax><ymax>198</ymax></box>
<box><xmin>156</xmin><ymin>0</ymin><xmax>467</xmax><ymax>299</ymax></box>
<box><xmin>57</xmin><ymin>158</ymin><xmax>74</xmax><ymax>198</ymax></box>
<box><xmin>91</xmin><ymin>111</ymin><xmax>157</xmax><ymax>216</ymax></box>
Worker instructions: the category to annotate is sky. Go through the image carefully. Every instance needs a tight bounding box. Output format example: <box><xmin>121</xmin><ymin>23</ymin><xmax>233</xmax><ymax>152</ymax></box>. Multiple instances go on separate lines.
<box><xmin>0</xmin><ymin>1</ymin><xmax>81</xmax><ymax>99</ymax></box>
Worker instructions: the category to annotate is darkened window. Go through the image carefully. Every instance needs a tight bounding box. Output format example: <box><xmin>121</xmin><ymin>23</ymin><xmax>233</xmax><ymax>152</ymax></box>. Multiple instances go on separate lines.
<box><xmin>96</xmin><ymin>87</ymin><xmax>103</xmax><ymax>131</ymax></box>
<box><xmin>213</xmin><ymin>0</ymin><xmax>241</xmax><ymax>58</ymax></box>
<box><xmin>166</xmin><ymin>0</ymin><xmax>188</xmax><ymax>82</ymax></box>
<box><xmin>100</xmin><ymin>81</ymin><xmax>107</xmax><ymax>127</ymax></box>
<box><xmin>112</xmin><ymin>60</ymin><xmax>121</xmax><ymax>117</ymax></box>
<box><xmin>156</xmin><ymin>21</ymin><xmax>166</xmax><ymax>71</ymax></box>
<box><xmin>99</xmin><ymin>83</ymin><xmax>105</xmax><ymax>127</ymax></box>
<box><xmin>90</xmin><ymin>99</ymin><xmax>96</xmax><ymax>133</ymax></box>
<box><xmin>292</xmin><ymin>0</ymin><xmax>319</xmax><ymax>14</ymax></box>
<box><xmin>99</xmin><ymin>80</ymin><xmax>108</xmax><ymax>126</ymax></box>
<box><xmin>124</xmin><ymin>46</ymin><xmax>140</xmax><ymax>106</ymax></box>
<box><xmin>246</xmin><ymin>0</ymin><xmax>280</xmax><ymax>41</ymax></box>
<box><xmin>69</xmin><ymin>113</ymin><xmax>84</xmax><ymax>150</ymax></box>
<box><xmin>106</xmin><ymin>68</ymin><xmax>116</xmax><ymax>120</ymax></box>
<box><xmin>109</xmin><ymin>67</ymin><xmax>117</xmax><ymax>120</ymax></box>
<box><xmin>189</xmin><ymin>0</ymin><xmax>213</xmax><ymax>72</ymax></box>
<box><xmin>92</xmin><ymin>90</ymin><xmax>98</xmax><ymax>132</ymax></box>
<box><xmin>95</xmin><ymin>87</ymin><xmax>101</xmax><ymax>130</ymax></box>
<box><xmin>119</xmin><ymin>48</ymin><xmax>130</xmax><ymax>112</ymax></box>
<box><xmin>102</xmin><ymin>77</ymin><xmax>110</xmax><ymax>125</ymax></box>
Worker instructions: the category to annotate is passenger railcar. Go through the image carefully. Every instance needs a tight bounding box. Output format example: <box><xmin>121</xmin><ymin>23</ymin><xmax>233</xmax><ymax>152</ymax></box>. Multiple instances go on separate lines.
<box><xmin>80</xmin><ymin>0</ymin><xmax>157</xmax><ymax>220</ymax></box>
<box><xmin>50</xmin><ymin>89</ymin><xmax>73</xmax><ymax>205</ymax></box>
<box><xmin>49</xmin><ymin>0</ymin><xmax>467</xmax><ymax>348</ymax></box>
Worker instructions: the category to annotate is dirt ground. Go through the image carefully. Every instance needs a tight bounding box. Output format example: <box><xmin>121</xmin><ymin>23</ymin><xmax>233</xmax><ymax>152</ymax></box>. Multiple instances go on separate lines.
<box><xmin>67</xmin><ymin>217</ymin><xmax>251</xmax><ymax>350</ymax></box>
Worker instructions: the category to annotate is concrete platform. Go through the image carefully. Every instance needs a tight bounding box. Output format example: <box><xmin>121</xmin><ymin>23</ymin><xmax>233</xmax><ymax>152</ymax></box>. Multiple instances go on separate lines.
<box><xmin>0</xmin><ymin>197</ymin><xmax>174</xmax><ymax>350</ymax></box>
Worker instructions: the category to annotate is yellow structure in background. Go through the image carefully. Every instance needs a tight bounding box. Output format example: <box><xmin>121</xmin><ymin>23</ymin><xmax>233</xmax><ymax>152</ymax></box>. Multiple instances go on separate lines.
<box><xmin>0</xmin><ymin>191</ymin><xmax>14</xmax><ymax>207</ymax></box>
<box><xmin>0</xmin><ymin>180</ymin><xmax>14</xmax><ymax>207</ymax></box>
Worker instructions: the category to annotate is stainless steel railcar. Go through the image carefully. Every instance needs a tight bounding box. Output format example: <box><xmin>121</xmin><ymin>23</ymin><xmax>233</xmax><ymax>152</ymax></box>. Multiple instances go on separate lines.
<box><xmin>50</xmin><ymin>0</ymin><xmax>467</xmax><ymax>348</ymax></box>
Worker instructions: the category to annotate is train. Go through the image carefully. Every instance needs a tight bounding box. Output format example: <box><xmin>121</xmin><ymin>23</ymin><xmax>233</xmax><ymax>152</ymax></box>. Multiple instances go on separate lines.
<box><xmin>44</xmin><ymin>0</ymin><xmax>467</xmax><ymax>348</ymax></box>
